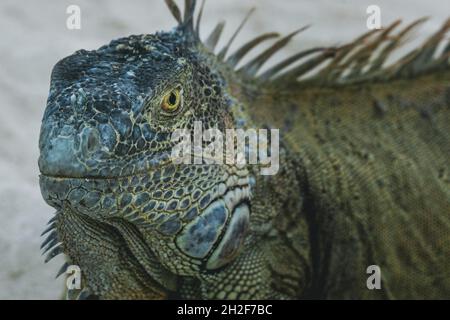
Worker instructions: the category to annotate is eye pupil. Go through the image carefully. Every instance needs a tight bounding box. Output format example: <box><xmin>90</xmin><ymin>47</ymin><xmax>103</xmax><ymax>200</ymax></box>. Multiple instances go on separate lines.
<box><xmin>168</xmin><ymin>92</ymin><xmax>177</xmax><ymax>105</ymax></box>
<box><xmin>161</xmin><ymin>88</ymin><xmax>182</xmax><ymax>113</ymax></box>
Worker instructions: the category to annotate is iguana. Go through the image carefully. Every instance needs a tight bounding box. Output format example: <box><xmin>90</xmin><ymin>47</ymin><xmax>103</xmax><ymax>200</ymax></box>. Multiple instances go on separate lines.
<box><xmin>38</xmin><ymin>0</ymin><xmax>450</xmax><ymax>299</ymax></box>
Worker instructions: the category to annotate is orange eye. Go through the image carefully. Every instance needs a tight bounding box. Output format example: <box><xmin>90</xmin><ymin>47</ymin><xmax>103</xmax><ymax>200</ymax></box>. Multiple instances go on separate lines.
<box><xmin>161</xmin><ymin>88</ymin><xmax>182</xmax><ymax>113</ymax></box>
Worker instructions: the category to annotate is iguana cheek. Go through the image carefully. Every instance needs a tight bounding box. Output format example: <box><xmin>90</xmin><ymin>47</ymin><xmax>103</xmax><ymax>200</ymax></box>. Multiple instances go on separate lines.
<box><xmin>206</xmin><ymin>203</ymin><xmax>249</xmax><ymax>270</ymax></box>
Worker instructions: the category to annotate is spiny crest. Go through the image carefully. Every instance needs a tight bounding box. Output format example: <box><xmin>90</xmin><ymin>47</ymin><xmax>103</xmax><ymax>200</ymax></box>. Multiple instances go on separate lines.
<box><xmin>164</xmin><ymin>0</ymin><xmax>450</xmax><ymax>86</ymax></box>
<box><xmin>40</xmin><ymin>214</ymin><xmax>64</xmax><ymax>264</ymax></box>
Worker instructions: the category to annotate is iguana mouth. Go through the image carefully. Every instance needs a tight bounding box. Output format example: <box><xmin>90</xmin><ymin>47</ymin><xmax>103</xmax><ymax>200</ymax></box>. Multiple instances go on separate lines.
<box><xmin>39</xmin><ymin>164</ymin><xmax>252</xmax><ymax>219</ymax></box>
<box><xmin>38</xmin><ymin>158</ymin><xmax>174</xmax><ymax>181</ymax></box>
<box><xmin>40</xmin><ymin>172</ymin><xmax>152</xmax><ymax>181</ymax></box>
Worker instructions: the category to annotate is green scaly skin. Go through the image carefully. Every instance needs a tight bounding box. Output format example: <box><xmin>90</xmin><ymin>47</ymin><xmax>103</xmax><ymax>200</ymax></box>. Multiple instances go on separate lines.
<box><xmin>39</xmin><ymin>1</ymin><xmax>450</xmax><ymax>299</ymax></box>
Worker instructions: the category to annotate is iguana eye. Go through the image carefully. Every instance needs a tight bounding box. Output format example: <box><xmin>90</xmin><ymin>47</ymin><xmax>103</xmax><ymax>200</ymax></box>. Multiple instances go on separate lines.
<box><xmin>161</xmin><ymin>87</ymin><xmax>182</xmax><ymax>113</ymax></box>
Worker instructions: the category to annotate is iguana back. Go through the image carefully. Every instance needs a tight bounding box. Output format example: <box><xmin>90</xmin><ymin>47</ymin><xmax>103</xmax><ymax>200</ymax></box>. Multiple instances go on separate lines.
<box><xmin>248</xmin><ymin>71</ymin><xmax>450</xmax><ymax>298</ymax></box>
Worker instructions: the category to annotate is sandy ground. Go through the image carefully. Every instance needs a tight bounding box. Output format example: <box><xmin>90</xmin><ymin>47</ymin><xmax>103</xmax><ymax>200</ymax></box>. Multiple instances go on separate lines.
<box><xmin>0</xmin><ymin>0</ymin><xmax>448</xmax><ymax>299</ymax></box>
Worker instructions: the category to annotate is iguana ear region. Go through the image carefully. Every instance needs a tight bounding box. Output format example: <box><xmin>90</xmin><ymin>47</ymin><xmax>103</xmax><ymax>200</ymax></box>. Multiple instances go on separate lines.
<box><xmin>175</xmin><ymin>199</ymin><xmax>250</xmax><ymax>270</ymax></box>
<box><xmin>176</xmin><ymin>200</ymin><xmax>228</xmax><ymax>259</ymax></box>
<box><xmin>206</xmin><ymin>202</ymin><xmax>250</xmax><ymax>270</ymax></box>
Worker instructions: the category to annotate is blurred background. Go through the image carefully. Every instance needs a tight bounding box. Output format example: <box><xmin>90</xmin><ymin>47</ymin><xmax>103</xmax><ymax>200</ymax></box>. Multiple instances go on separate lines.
<box><xmin>0</xmin><ymin>0</ymin><xmax>448</xmax><ymax>299</ymax></box>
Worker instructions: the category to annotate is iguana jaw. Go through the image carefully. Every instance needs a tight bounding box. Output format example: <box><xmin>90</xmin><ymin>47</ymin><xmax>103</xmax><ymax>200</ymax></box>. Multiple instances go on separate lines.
<box><xmin>40</xmin><ymin>163</ymin><xmax>253</xmax><ymax>277</ymax></box>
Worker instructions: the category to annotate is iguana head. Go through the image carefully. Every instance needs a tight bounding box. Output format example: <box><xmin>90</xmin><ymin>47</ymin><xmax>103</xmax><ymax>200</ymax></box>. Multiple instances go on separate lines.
<box><xmin>39</xmin><ymin>2</ymin><xmax>254</xmax><ymax>279</ymax></box>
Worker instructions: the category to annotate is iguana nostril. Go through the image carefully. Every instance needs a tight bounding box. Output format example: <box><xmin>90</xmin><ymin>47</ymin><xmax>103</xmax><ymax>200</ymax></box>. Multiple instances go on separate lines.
<box><xmin>82</xmin><ymin>127</ymin><xmax>101</xmax><ymax>154</ymax></box>
<box><xmin>87</xmin><ymin>132</ymin><xmax>98</xmax><ymax>152</ymax></box>
<box><xmin>39</xmin><ymin>126</ymin><xmax>105</xmax><ymax>177</ymax></box>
